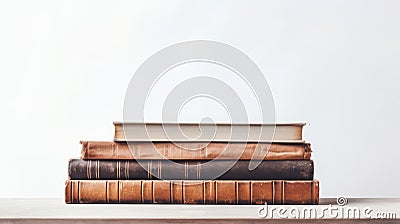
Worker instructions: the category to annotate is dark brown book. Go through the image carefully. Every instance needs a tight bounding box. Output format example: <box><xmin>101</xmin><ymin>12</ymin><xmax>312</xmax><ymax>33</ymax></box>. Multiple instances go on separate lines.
<box><xmin>65</xmin><ymin>180</ymin><xmax>319</xmax><ymax>205</ymax></box>
<box><xmin>68</xmin><ymin>159</ymin><xmax>314</xmax><ymax>180</ymax></box>
<box><xmin>80</xmin><ymin>141</ymin><xmax>312</xmax><ymax>160</ymax></box>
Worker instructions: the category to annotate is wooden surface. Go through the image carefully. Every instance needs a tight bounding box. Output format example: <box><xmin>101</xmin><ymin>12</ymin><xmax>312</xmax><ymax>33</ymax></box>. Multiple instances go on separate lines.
<box><xmin>0</xmin><ymin>198</ymin><xmax>399</xmax><ymax>223</ymax></box>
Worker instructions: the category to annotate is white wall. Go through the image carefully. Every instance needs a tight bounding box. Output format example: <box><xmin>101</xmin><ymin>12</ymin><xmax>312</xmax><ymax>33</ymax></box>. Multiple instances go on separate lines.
<box><xmin>0</xmin><ymin>0</ymin><xmax>399</xmax><ymax>198</ymax></box>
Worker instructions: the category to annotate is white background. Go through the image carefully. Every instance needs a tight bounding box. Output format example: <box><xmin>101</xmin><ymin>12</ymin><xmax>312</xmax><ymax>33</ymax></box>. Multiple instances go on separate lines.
<box><xmin>0</xmin><ymin>0</ymin><xmax>399</xmax><ymax>198</ymax></box>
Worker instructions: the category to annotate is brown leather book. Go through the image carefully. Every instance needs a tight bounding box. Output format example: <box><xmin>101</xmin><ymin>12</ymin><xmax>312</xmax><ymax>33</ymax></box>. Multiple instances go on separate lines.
<box><xmin>80</xmin><ymin>141</ymin><xmax>312</xmax><ymax>160</ymax></box>
<box><xmin>68</xmin><ymin>159</ymin><xmax>314</xmax><ymax>180</ymax></box>
<box><xmin>65</xmin><ymin>180</ymin><xmax>319</xmax><ymax>205</ymax></box>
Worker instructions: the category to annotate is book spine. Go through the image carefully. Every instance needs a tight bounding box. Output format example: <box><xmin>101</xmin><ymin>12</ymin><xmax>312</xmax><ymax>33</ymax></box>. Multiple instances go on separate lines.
<box><xmin>68</xmin><ymin>159</ymin><xmax>314</xmax><ymax>180</ymax></box>
<box><xmin>65</xmin><ymin>180</ymin><xmax>319</xmax><ymax>204</ymax></box>
<box><xmin>81</xmin><ymin>141</ymin><xmax>312</xmax><ymax>160</ymax></box>
<box><xmin>113</xmin><ymin>123</ymin><xmax>304</xmax><ymax>142</ymax></box>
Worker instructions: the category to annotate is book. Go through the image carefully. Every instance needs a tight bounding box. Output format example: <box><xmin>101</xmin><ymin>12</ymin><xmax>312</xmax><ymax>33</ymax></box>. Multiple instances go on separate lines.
<box><xmin>114</xmin><ymin>122</ymin><xmax>305</xmax><ymax>142</ymax></box>
<box><xmin>80</xmin><ymin>141</ymin><xmax>312</xmax><ymax>160</ymax></box>
<box><xmin>68</xmin><ymin>159</ymin><xmax>314</xmax><ymax>180</ymax></box>
<box><xmin>65</xmin><ymin>180</ymin><xmax>319</xmax><ymax>205</ymax></box>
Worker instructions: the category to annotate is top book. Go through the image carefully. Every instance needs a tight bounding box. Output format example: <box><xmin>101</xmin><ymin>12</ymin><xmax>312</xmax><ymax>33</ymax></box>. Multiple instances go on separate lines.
<box><xmin>114</xmin><ymin>122</ymin><xmax>305</xmax><ymax>143</ymax></box>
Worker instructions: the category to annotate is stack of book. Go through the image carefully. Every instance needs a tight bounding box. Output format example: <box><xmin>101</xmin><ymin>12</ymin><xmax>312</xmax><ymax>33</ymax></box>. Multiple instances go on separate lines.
<box><xmin>65</xmin><ymin>122</ymin><xmax>319</xmax><ymax>204</ymax></box>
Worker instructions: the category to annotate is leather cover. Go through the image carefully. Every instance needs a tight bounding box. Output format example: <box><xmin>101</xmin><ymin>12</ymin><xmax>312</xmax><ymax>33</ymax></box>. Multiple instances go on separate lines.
<box><xmin>80</xmin><ymin>141</ymin><xmax>312</xmax><ymax>160</ymax></box>
<box><xmin>65</xmin><ymin>180</ymin><xmax>319</xmax><ymax>205</ymax></box>
<box><xmin>68</xmin><ymin>159</ymin><xmax>314</xmax><ymax>180</ymax></box>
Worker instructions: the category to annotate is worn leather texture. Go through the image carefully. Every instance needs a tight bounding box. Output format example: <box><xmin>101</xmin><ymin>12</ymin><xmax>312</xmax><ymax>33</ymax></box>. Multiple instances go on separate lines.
<box><xmin>65</xmin><ymin>180</ymin><xmax>319</xmax><ymax>205</ymax></box>
<box><xmin>68</xmin><ymin>159</ymin><xmax>314</xmax><ymax>180</ymax></box>
<box><xmin>80</xmin><ymin>141</ymin><xmax>312</xmax><ymax>160</ymax></box>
